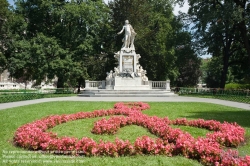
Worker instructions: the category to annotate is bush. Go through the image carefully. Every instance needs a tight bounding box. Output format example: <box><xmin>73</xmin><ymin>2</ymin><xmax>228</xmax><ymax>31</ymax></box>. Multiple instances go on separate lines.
<box><xmin>225</xmin><ymin>83</ymin><xmax>250</xmax><ymax>89</ymax></box>
<box><xmin>0</xmin><ymin>89</ymin><xmax>37</xmax><ymax>93</ymax></box>
<box><xmin>0</xmin><ymin>93</ymin><xmax>76</xmax><ymax>103</ymax></box>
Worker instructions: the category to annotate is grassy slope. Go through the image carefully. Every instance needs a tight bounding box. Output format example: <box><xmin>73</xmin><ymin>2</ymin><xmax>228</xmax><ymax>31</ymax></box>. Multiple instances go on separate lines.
<box><xmin>0</xmin><ymin>101</ymin><xmax>249</xmax><ymax>166</ymax></box>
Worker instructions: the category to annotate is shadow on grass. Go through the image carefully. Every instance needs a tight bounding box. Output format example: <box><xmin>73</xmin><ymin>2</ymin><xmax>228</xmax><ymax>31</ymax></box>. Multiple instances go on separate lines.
<box><xmin>182</xmin><ymin>110</ymin><xmax>250</xmax><ymax>128</ymax></box>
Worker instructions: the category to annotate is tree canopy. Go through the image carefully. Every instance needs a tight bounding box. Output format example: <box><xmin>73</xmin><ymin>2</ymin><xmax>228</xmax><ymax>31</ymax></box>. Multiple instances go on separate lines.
<box><xmin>177</xmin><ymin>0</ymin><xmax>250</xmax><ymax>88</ymax></box>
<box><xmin>2</xmin><ymin>0</ymin><xmax>230</xmax><ymax>89</ymax></box>
<box><xmin>2</xmin><ymin>0</ymin><xmax>111</xmax><ymax>89</ymax></box>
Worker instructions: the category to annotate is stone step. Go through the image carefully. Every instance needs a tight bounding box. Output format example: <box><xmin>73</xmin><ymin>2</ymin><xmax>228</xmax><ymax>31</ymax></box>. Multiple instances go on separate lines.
<box><xmin>78</xmin><ymin>93</ymin><xmax>177</xmax><ymax>97</ymax></box>
<box><xmin>83</xmin><ymin>90</ymin><xmax>171</xmax><ymax>94</ymax></box>
<box><xmin>79</xmin><ymin>90</ymin><xmax>177</xmax><ymax>97</ymax></box>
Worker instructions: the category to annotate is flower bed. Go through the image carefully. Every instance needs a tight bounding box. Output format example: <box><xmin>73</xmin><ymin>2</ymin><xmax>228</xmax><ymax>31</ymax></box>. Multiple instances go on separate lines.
<box><xmin>14</xmin><ymin>102</ymin><xmax>250</xmax><ymax>165</ymax></box>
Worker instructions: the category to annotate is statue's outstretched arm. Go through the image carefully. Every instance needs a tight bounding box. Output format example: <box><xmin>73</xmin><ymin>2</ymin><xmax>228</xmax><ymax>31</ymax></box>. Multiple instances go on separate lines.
<box><xmin>117</xmin><ymin>26</ymin><xmax>124</xmax><ymax>35</ymax></box>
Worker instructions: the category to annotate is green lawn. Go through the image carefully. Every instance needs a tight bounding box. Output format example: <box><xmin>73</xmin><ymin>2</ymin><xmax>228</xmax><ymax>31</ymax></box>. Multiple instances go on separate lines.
<box><xmin>1</xmin><ymin>101</ymin><xmax>250</xmax><ymax>166</ymax></box>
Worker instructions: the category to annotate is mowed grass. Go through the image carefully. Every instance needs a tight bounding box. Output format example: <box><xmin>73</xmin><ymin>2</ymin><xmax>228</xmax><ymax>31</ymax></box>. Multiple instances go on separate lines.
<box><xmin>0</xmin><ymin>101</ymin><xmax>250</xmax><ymax>166</ymax></box>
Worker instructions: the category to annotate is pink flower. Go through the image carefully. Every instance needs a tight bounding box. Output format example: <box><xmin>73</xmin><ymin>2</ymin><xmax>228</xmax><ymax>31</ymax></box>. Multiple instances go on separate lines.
<box><xmin>13</xmin><ymin>102</ymin><xmax>248</xmax><ymax>165</ymax></box>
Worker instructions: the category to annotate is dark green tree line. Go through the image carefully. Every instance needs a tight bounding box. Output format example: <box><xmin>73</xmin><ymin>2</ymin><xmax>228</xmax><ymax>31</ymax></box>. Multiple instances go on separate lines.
<box><xmin>177</xmin><ymin>0</ymin><xmax>250</xmax><ymax>88</ymax></box>
<box><xmin>0</xmin><ymin>0</ymin><xmax>12</xmax><ymax>72</ymax></box>
<box><xmin>1</xmin><ymin>0</ymin><xmax>202</xmax><ymax>89</ymax></box>
<box><xmin>2</xmin><ymin>0</ymin><xmax>111</xmax><ymax>90</ymax></box>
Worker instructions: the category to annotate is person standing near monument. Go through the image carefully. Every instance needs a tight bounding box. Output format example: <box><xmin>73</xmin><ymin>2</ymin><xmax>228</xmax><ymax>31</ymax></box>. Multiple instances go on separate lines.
<box><xmin>117</xmin><ymin>20</ymin><xmax>137</xmax><ymax>49</ymax></box>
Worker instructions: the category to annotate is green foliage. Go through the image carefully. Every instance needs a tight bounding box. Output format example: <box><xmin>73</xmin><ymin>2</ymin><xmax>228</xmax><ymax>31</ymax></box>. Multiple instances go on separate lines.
<box><xmin>0</xmin><ymin>0</ymin><xmax>11</xmax><ymax>72</ymax></box>
<box><xmin>0</xmin><ymin>93</ymin><xmax>75</xmax><ymax>103</ymax></box>
<box><xmin>0</xmin><ymin>89</ymin><xmax>36</xmax><ymax>92</ymax></box>
<box><xmin>228</xmin><ymin>47</ymin><xmax>250</xmax><ymax>83</ymax></box>
<box><xmin>179</xmin><ymin>88</ymin><xmax>250</xmax><ymax>104</ymax></box>
<box><xmin>0</xmin><ymin>0</ymin><xmax>9</xmax><ymax>34</ymax></box>
<box><xmin>0</xmin><ymin>0</ymin><xmax>9</xmax><ymax>17</ymax></box>
<box><xmin>200</xmin><ymin>59</ymin><xmax>209</xmax><ymax>83</ymax></box>
<box><xmin>2</xmin><ymin>0</ymin><xmax>111</xmax><ymax>88</ymax></box>
<box><xmin>176</xmin><ymin>0</ymin><xmax>250</xmax><ymax>88</ymax></box>
<box><xmin>174</xmin><ymin>30</ymin><xmax>202</xmax><ymax>87</ymax></box>
<box><xmin>225</xmin><ymin>83</ymin><xmax>250</xmax><ymax>90</ymax></box>
<box><xmin>0</xmin><ymin>89</ymin><xmax>76</xmax><ymax>103</ymax></box>
<box><xmin>204</xmin><ymin>57</ymin><xmax>222</xmax><ymax>88</ymax></box>
<box><xmin>1</xmin><ymin>0</ymin><xmax>202</xmax><ymax>89</ymax></box>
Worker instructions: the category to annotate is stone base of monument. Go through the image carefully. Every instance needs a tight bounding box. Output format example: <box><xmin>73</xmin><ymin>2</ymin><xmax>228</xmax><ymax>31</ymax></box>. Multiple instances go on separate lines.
<box><xmin>78</xmin><ymin>89</ymin><xmax>176</xmax><ymax>97</ymax></box>
<box><xmin>79</xmin><ymin>78</ymin><xmax>176</xmax><ymax>97</ymax></box>
<box><xmin>79</xmin><ymin>41</ymin><xmax>177</xmax><ymax>97</ymax></box>
<box><xmin>113</xmin><ymin>77</ymin><xmax>150</xmax><ymax>90</ymax></box>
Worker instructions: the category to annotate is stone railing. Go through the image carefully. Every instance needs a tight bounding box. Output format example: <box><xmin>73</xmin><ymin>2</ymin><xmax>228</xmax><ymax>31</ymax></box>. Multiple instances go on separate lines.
<box><xmin>85</xmin><ymin>80</ymin><xmax>170</xmax><ymax>90</ymax></box>
<box><xmin>149</xmin><ymin>80</ymin><xmax>170</xmax><ymax>90</ymax></box>
<box><xmin>151</xmin><ymin>81</ymin><xmax>166</xmax><ymax>89</ymax></box>
<box><xmin>85</xmin><ymin>80</ymin><xmax>106</xmax><ymax>89</ymax></box>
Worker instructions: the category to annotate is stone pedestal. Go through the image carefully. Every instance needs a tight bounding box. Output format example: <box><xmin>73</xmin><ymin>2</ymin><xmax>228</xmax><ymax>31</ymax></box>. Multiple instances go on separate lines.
<box><xmin>114</xmin><ymin>77</ymin><xmax>150</xmax><ymax>90</ymax></box>
<box><xmin>118</xmin><ymin>48</ymin><xmax>137</xmax><ymax>73</ymax></box>
<box><xmin>105</xmin><ymin>47</ymin><xmax>150</xmax><ymax>90</ymax></box>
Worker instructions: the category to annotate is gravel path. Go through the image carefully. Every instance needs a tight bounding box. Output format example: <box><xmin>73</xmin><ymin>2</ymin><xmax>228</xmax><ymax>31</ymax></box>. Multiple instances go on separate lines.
<box><xmin>0</xmin><ymin>96</ymin><xmax>249</xmax><ymax>110</ymax></box>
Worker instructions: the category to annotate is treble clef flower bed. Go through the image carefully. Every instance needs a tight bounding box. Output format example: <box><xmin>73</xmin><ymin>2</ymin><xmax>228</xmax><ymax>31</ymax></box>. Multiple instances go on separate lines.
<box><xmin>14</xmin><ymin>102</ymin><xmax>250</xmax><ymax>165</ymax></box>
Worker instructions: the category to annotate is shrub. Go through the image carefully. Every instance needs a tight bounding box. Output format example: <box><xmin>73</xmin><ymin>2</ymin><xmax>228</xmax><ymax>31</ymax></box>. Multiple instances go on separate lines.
<box><xmin>225</xmin><ymin>83</ymin><xmax>250</xmax><ymax>89</ymax></box>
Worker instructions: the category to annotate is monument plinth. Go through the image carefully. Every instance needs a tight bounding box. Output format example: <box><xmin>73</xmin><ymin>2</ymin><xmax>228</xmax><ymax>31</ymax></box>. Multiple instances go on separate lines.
<box><xmin>107</xmin><ymin>47</ymin><xmax>150</xmax><ymax>90</ymax></box>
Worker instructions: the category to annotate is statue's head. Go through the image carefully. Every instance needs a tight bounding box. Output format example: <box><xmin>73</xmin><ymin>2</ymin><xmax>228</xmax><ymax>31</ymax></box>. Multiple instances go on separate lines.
<box><xmin>125</xmin><ymin>20</ymin><xmax>129</xmax><ymax>24</ymax></box>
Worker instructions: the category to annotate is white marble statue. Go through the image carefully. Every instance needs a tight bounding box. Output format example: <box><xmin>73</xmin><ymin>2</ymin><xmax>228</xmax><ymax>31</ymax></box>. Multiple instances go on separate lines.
<box><xmin>141</xmin><ymin>70</ymin><xmax>148</xmax><ymax>81</ymax></box>
<box><xmin>114</xmin><ymin>67</ymin><xmax>119</xmax><ymax>77</ymax></box>
<box><xmin>117</xmin><ymin>20</ymin><xmax>137</xmax><ymax>49</ymax></box>
<box><xmin>137</xmin><ymin>66</ymin><xmax>143</xmax><ymax>77</ymax></box>
<box><xmin>106</xmin><ymin>70</ymin><xmax>113</xmax><ymax>79</ymax></box>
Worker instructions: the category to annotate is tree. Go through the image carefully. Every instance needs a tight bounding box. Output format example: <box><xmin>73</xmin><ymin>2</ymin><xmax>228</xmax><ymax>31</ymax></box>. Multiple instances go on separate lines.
<box><xmin>0</xmin><ymin>0</ymin><xmax>11</xmax><ymax>72</ymax></box>
<box><xmin>204</xmin><ymin>57</ymin><xmax>222</xmax><ymax>88</ymax></box>
<box><xmin>4</xmin><ymin>0</ymin><xmax>111</xmax><ymax>89</ymax></box>
<box><xmin>3</xmin><ymin>0</ymin><xmax>203</xmax><ymax>89</ymax></box>
<box><xmin>228</xmin><ymin>45</ymin><xmax>250</xmax><ymax>83</ymax></box>
<box><xmin>0</xmin><ymin>0</ymin><xmax>9</xmax><ymax>30</ymax></box>
<box><xmin>176</xmin><ymin>0</ymin><xmax>250</xmax><ymax>88</ymax></box>
<box><xmin>232</xmin><ymin>0</ymin><xmax>250</xmax><ymax>65</ymax></box>
<box><xmin>174</xmin><ymin>32</ymin><xmax>202</xmax><ymax>87</ymax></box>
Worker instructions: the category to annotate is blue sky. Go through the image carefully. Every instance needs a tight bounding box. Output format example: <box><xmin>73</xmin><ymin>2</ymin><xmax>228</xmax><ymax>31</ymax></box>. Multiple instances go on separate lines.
<box><xmin>8</xmin><ymin>0</ymin><xmax>14</xmax><ymax>6</ymax></box>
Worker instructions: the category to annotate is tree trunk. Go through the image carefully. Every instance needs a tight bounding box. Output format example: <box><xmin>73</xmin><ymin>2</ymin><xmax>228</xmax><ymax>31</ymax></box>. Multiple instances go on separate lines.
<box><xmin>77</xmin><ymin>77</ymin><xmax>83</xmax><ymax>93</ymax></box>
<box><xmin>219</xmin><ymin>22</ymin><xmax>234</xmax><ymax>88</ymax></box>
<box><xmin>220</xmin><ymin>35</ymin><xmax>233</xmax><ymax>89</ymax></box>
<box><xmin>220</xmin><ymin>54</ymin><xmax>229</xmax><ymax>89</ymax></box>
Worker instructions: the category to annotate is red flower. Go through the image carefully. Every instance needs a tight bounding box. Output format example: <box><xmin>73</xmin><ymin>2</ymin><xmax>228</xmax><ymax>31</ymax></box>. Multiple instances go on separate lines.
<box><xmin>13</xmin><ymin>102</ymin><xmax>249</xmax><ymax>165</ymax></box>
